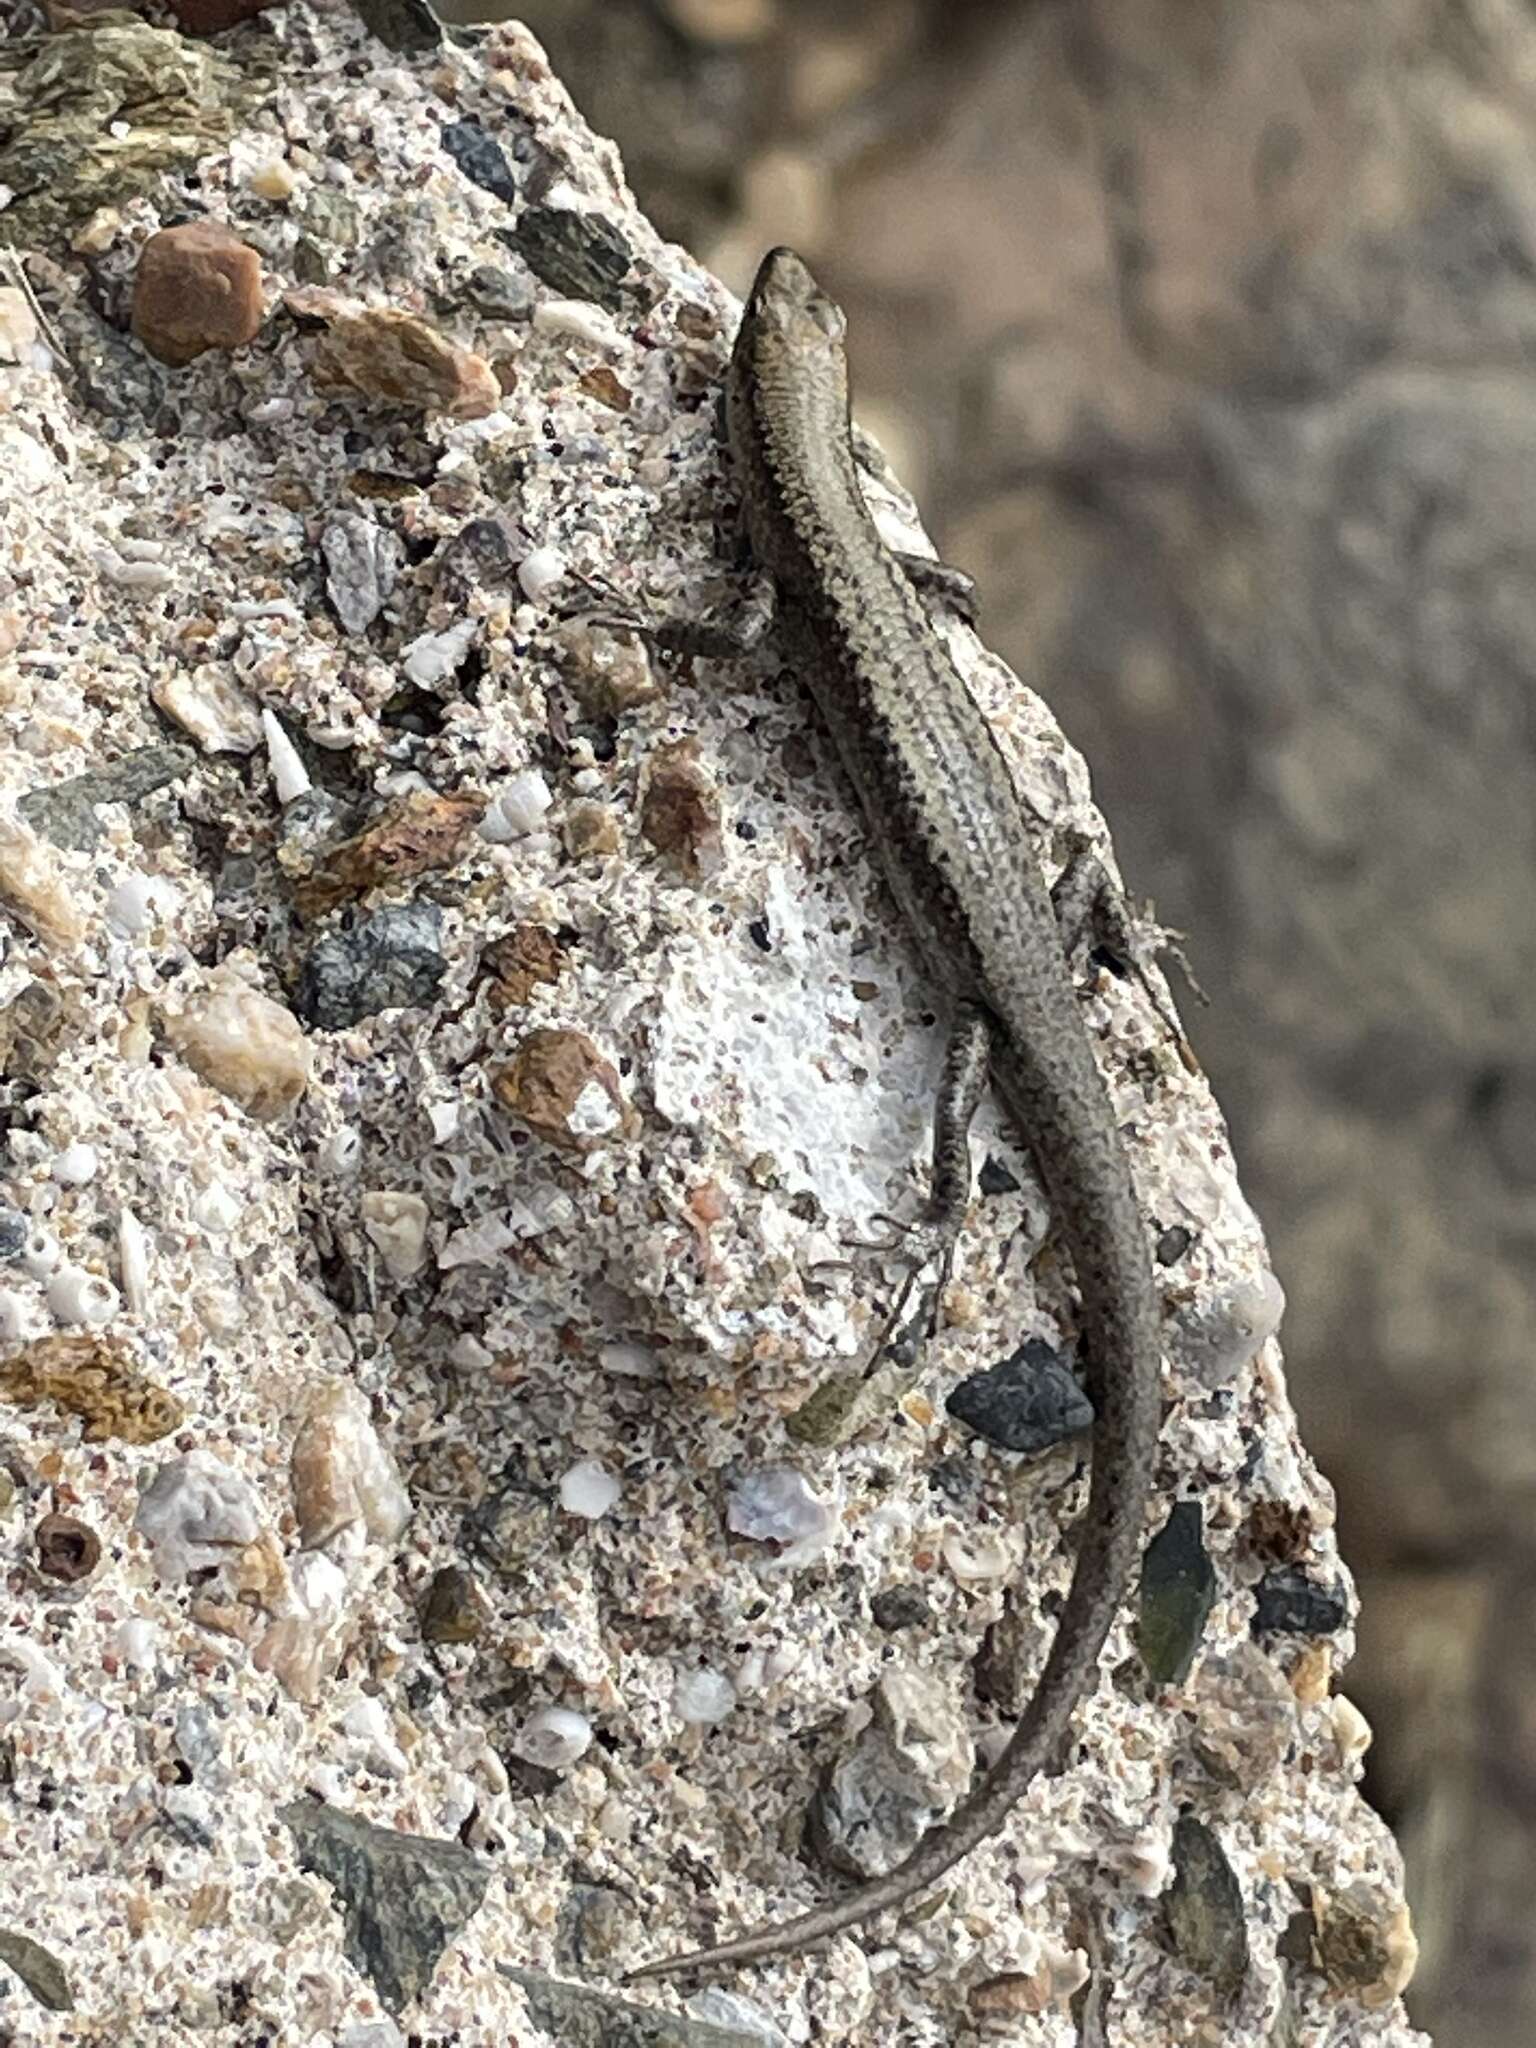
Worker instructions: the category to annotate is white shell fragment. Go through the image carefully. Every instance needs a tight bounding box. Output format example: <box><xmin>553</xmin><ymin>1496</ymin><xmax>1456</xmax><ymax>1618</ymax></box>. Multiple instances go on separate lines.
<box><xmin>511</xmin><ymin>1705</ymin><xmax>592</xmax><ymax>1770</ymax></box>
<box><xmin>558</xmin><ymin>1459</ymin><xmax>621</xmax><ymax>1519</ymax></box>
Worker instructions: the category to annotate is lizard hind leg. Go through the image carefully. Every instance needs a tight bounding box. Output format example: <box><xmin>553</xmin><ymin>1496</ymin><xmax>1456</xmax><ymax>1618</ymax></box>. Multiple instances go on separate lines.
<box><xmin>856</xmin><ymin>1002</ymin><xmax>994</xmax><ymax>1356</ymax></box>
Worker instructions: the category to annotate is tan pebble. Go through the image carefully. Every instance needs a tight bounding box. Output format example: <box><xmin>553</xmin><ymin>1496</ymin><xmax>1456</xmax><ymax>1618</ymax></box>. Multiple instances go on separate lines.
<box><xmin>247</xmin><ymin>158</ymin><xmax>299</xmax><ymax>201</ymax></box>
<box><xmin>290</xmin><ymin>788</ymin><xmax>483</xmax><ymax>917</ymax></box>
<box><xmin>1313</xmin><ymin>1882</ymin><xmax>1418</xmax><ymax>2007</ymax></box>
<box><xmin>0</xmin><ymin>812</ymin><xmax>86</xmax><ymax>947</ymax></box>
<box><xmin>563</xmin><ymin>799</ymin><xmax>621</xmax><ymax>860</ymax></box>
<box><xmin>1330</xmin><ymin>1693</ymin><xmax>1373</xmax><ymax>1762</ymax></box>
<box><xmin>71</xmin><ymin>207</ymin><xmax>123</xmax><ymax>256</ymax></box>
<box><xmin>639</xmin><ymin>739</ymin><xmax>722</xmax><ymax>878</ymax></box>
<box><xmin>576</xmin><ymin>364</ymin><xmax>633</xmax><ymax>412</ymax></box>
<box><xmin>131</xmin><ymin>222</ymin><xmax>265</xmax><ymax>368</ymax></box>
<box><xmin>311</xmin><ymin>307</ymin><xmax>500</xmax><ymax>419</ymax></box>
<box><xmin>0</xmin><ymin>1332</ymin><xmax>183</xmax><ymax>1444</ymax></box>
<box><xmin>1288</xmin><ymin>1641</ymin><xmax>1333</xmax><ymax>1706</ymax></box>
<box><xmin>491</xmin><ymin>1028</ymin><xmax>631</xmax><ymax>1152</ymax></box>
<box><xmin>549</xmin><ymin>621</ymin><xmax>659</xmax><ymax>717</ymax></box>
<box><xmin>151</xmin><ymin>666</ymin><xmax>263</xmax><ymax>754</ymax></box>
<box><xmin>0</xmin><ymin>287</ymin><xmax>39</xmax><ymax>364</ymax></box>
<box><xmin>163</xmin><ymin>975</ymin><xmax>311</xmax><ymax>1121</ymax></box>
<box><xmin>290</xmin><ymin>1378</ymin><xmax>411</xmax><ymax>1549</ymax></box>
<box><xmin>968</xmin><ymin>1952</ymin><xmax>1087</xmax><ymax>2017</ymax></box>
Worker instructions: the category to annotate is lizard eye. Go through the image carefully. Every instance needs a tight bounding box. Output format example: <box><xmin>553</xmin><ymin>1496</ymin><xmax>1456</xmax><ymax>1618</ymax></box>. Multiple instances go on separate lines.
<box><xmin>808</xmin><ymin>296</ymin><xmax>846</xmax><ymax>344</ymax></box>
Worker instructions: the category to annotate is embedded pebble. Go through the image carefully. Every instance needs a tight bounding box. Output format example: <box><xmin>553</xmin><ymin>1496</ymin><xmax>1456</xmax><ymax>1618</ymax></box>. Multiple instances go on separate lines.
<box><xmin>508</xmin><ymin>205</ymin><xmax>634</xmax><ymax>311</ymax></box>
<box><xmin>321</xmin><ymin>510</ymin><xmax>404</xmax><ymax>635</ymax></box>
<box><xmin>50</xmin><ymin>1143</ymin><xmax>98</xmax><ymax>1186</ymax></box>
<box><xmin>946</xmin><ymin>1336</ymin><xmax>1094</xmax><ymax>1453</ymax></box>
<box><xmin>35</xmin><ymin>1511</ymin><xmax>102</xmax><ymax>1583</ymax></box>
<box><xmin>640</xmin><ymin>739</ymin><xmax>723</xmax><ymax>879</ymax></box>
<box><xmin>134</xmin><ymin>1450</ymin><xmax>265</xmax><ymax>1580</ymax></box>
<box><xmin>558</xmin><ymin>1458</ymin><xmax>620</xmax><ymax>1520</ymax></box>
<box><xmin>1311</xmin><ymin>1881</ymin><xmax>1419</xmax><ymax>2007</ymax></box>
<box><xmin>132</xmin><ymin>221</ymin><xmax>265</xmax><ymax>367</ymax></box>
<box><xmin>1252</xmin><ymin>1566</ymin><xmax>1349</xmax><ymax>1638</ymax></box>
<box><xmin>512</xmin><ymin>1705</ymin><xmax>592</xmax><ymax>1770</ymax></box>
<box><xmin>361</xmin><ymin>1191</ymin><xmax>431</xmax><ymax>1282</ymax></box>
<box><xmin>262</xmin><ymin>708</ymin><xmax>314</xmax><ymax>805</ymax></box>
<box><xmin>163</xmin><ymin>976</ymin><xmax>312</xmax><ymax>1120</ymax></box>
<box><xmin>311</xmin><ymin>308</ymin><xmax>500</xmax><ymax>419</ymax></box>
<box><xmin>441</xmin><ymin>119</ymin><xmax>520</xmax><ymax>206</ymax></box>
<box><xmin>810</xmin><ymin>1668</ymin><xmax>973</xmax><ymax>1879</ymax></box>
<box><xmin>0</xmin><ymin>812</ymin><xmax>86</xmax><ymax>947</ymax></box>
<box><xmin>1139</xmin><ymin>1500</ymin><xmax>1217</xmax><ymax>1685</ymax></box>
<box><xmin>490</xmin><ymin>1028</ymin><xmax>628</xmax><ymax>1152</ymax></box>
<box><xmin>0</xmin><ymin>1928</ymin><xmax>73</xmax><ymax>2014</ymax></box>
<box><xmin>105</xmin><ymin>874</ymin><xmax>177</xmax><ymax>937</ymax></box>
<box><xmin>516</xmin><ymin>544</ymin><xmax>568</xmax><ymax>602</ymax></box>
<box><xmin>290</xmin><ymin>1378</ymin><xmax>411</xmax><ymax>1550</ymax></box>
<box><xmin>1164</xmin><ymin>1816</ymin><xmax>1250</xmax><ymax>2001</ymax></box>
<box><xmin>297</xmin><ymin>901</ymin><xmax>448</xmax><ymax>1030</ymax></box>
<box><xmin>725</xmin><ymin>1464</ymin><xmax>839</xmax><ymax>1569</ymax></box>
<box><xmin>479</xmin><ymin>768</ymin><xmax>553</xmax><ymax>841</ymax></box>
<box><xmin>290</xmin><ymin>790</ymin><xmax>483</xmax><ymax>918</ymax></box>
<box><xmin>674</xmin><ymin>1667</ymin><xmax>736</xmax><ymax>1726</ymax></box>
<box><xmin>151</xmin><ymin>666</ymin><xmax>264</xmax><ymax>754</ymax></box>
<box><xmin>419</xmin><ymin>1564</ymin><xmax>489</xmax><ymax>1645</ymax></box>
<box><xmin>402</xmin><ymin>618</ymin><xmax>480</xmax><ymax>688</ymax></box>
<box><xmin>280</xmin><ymin>1799</ymin><xmax>491</xmax><ymax>2014</ymax></box>
<box><xmin>0</xmin><ymin>1208</ymin><xmax>26</xmax><ymax>1260</ymax></box>
<box><xmin>1174</xmin><ymin>1271</ymin><xmax>1287</xmax><ymax>1390</ymax></box>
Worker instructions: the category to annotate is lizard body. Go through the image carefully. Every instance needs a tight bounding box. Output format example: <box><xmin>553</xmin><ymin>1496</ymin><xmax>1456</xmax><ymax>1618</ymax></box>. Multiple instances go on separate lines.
<box><xmin>631</xmin><ymin>248</ymin><xmax>1164</xmax><ymax>1980</ymax></box>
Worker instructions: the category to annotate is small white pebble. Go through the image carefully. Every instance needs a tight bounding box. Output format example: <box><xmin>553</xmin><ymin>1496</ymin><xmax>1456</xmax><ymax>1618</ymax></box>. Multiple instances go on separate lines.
<box><xmin>341</xmin><ymin>1696</ymin><xmax>410</xmax><ymax>1778</ymax></box>
<box><xmin>106</xmin><ymin>873</ymin><xmax>176</xmax><ymax>937</ymax></box>
<box><xmin>322</xmin><ymin>1125</ymin><xmax>362</xmax><ymax>1175</ymax></box>
<box><xmin>942</xmin><ymin>1529</ymin><xmax>1014</xmax><ymax>1584</ymax></box>
<box><xmin>674</xmin><ymin>1667</ymin><xmax>736</xmax><ymax>1726</ymax></box>
<box><xmin>480</xmin><ymin>768</ymin><xmax>553</xmax><ymax>842</ymax></box>
<box><xmin>512</xmin><ymin>1704</ymin><xmax>592</xmax><ymax>1770</ymax></box>
<box><xmin>192</xmin><ymin>1183</ymin><xmax>242</xmax><ymax>1234</ymax></box>
<box><xmin>450</xmin><ymin>1331</ymin><xmax>495</xmax><ymax>1373</ymax></box>
<box><xmin>1331</xmin><ymin>1694</ymin><xmax>1374</xmax><ymax>1762</ymax></box>
<box><xmin>114</xmin><ymin>1616</ymin><xmax>158</xmax><ymax>1674</ymax></box>
<box><xmin>401</xmin><ymin>617</ymin><xmax>478</xmax><ymax>688</ymax></box>
<box><xmin>559</xmin><ymin>1459</ymin><xmax>620</xmax><ymax>1520</ymax></box>
<box><xmin>426</xmin><ymin>1100</ymin><xmax>461</xmax><ymax>1144</ymax></box>
<box><xmin>727</xmin><ymin>1464</ymin><xmax>840</xmax><ymax>1568</ymax></box>
<box><xmin>361</xmin><ymin>1190</ymin><xmax>430</xmax><ymax>1281</ymax></box>
<box><xmin>116</xmin><ymin>536</ymin><xmax>167</xmax><ymax>563</ymax></box>
<box><xmin>0</xmin><ymin>1289</ymin><xmax>28</xmax><ymax>1342</ymax></box>
<box><xmin>247</xmin><ymin>158</ymin><xmax>299</xmax><ymax>201</ymax></box>
<box><xmin>531</xmin><ymin>300</ymin><xmax>622</xmax><ymax>351</ymax></box>
<box><xmin>47</xmin><ymin>1264</ymin><xmax>119</xmax><ymax>1326</ymax></box>
<box><xmin>600</xmin><ymin>1340</ymin><xmax>661</xmax><ymax>1379</ymax></box>
<box><xmin>118</xmin><ymin>1205</ymin><xmax>151</xmax><ymax>1314</ymax></box>
<box><xmin>262</xmin><ymin>708</ymin><xmax>313</xmax><ymax>805</ymax></box>
<box><xmin>50</xmin><ymin>1142</ymin><xmax>98</xmax><ymax>1185</ymax></box>
<box><xmin>516</xmin><ymin>545</ymin><xmax>568</xmax><ymax>602</ymax></box>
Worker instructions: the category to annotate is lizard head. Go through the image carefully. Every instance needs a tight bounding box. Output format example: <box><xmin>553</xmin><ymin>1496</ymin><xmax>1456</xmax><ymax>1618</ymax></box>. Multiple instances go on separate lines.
<box><xmin>743</xmin><ymin>247</ymin><xmax>848</xmax><ymax>356</ymax></box>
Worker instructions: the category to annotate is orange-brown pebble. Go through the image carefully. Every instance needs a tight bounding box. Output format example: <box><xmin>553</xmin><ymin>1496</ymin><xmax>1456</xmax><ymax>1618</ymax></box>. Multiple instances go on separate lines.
<box><xmin>289</xmin><ymin>789</ymin><xmax>484</xmax><ymax>918</ymax></box>
<box><xmin>639</xmin><ymin>738</ymin><xmax>722</xmax><ymax>878</ymax></box>
<box><xmin>491</xmin><ymin>1028</ymin><xmax>631</xmax><ymax>1152</ymax></box>
<box><xmin>312</xmin><ymin>308</ymin><xmax>500</xmax><ymax>419</ymax></box>
<box><xmin>132</xmin><ymin>222</ymin><xmax>265</xmax><ymax>368</ymax></box>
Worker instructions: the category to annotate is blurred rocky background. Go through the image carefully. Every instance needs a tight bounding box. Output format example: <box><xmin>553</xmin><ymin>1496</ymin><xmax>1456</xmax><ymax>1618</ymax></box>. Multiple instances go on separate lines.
<box><xmin>427</xmin><ymin>2</ymin><xmax>1536</xmax><ymax>2042</ymax></box>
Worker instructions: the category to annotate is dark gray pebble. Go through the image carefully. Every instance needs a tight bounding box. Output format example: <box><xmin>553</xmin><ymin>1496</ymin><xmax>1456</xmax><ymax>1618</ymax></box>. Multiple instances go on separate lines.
<box><xmin>945</xmin><ymin>1337</ymin><xmax>1094</xmax><ymax>1454</ymax></box>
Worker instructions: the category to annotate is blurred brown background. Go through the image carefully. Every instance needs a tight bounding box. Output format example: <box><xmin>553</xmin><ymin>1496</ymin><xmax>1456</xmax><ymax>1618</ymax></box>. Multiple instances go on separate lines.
<box><xmin>436</xmin><ymin>3</ymin><xmax>1536</xmax><ymax>2041</ymax></box>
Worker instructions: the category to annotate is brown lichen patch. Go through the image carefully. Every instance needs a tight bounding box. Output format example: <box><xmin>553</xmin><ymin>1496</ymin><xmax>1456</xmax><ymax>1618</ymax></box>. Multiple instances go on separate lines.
<box><xmin>481</xmin><ymin>924</ymin><xmax>565</xmax><ymax>1009</ymax></box>
<box><xmin>289</xmin><ymin>789</ymin><xmax>484</xmax><ymax>918</ymax></box>
<box><xmin>0</xmin><ymin>1333</ymin><xmax>183</xmax><ymax>1444</ymax></box>
<box><xmin>491</xmin><ymin>1028</ymin><xmax>630</xmax><ymax>1151</ymax></box>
